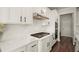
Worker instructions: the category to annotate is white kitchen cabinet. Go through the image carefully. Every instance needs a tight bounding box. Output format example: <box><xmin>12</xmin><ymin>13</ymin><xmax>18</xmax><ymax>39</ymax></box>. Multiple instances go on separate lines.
<box><xmin>76</xmin><ymin>8</ymin><xmax>79</xmax><ymax>25</ymax></box>
<box><xmin>0</xmin><ymin>7</ymin><xmax>9</xmax><ymax>23</ymax></box>
<box><xmin>22</xmin><ymin>8</ymin><xmax>33</xmax><ymax>24</ymax></box>
<box><xmin>41</xmin><ymin>36</ymin><xmax>51</xmax><ymax>52</ymax></box>
<box><xmin>9</xmin><ymin>7</ymin><xmax>33</xmax><ymax>24</ymax></box>
<box><xmin>40</xmin><ymin>35</ymin><xmax>56</xmax><ymax>52</ymax></box>
<box><xmin>9</xmin><ymin>7</ymin><xmax>22</xmax><ymax>24</ymax></box>
<box><xmin>76</xmin><ymin>8</ymin><xmax>79</xmax><ymax>34</ymax></box>
<box><xmin>50</xmin><ymin>34</ymin><xmax>56</xmax><ymax>48</ymax></box>
<box><xmin>25</xmin><ymin>41</ymin><xmax>38</xmax><ymax>52</ymax></box>
<box><xmin>75</xmin><ymin>37</ymin><xmax>79</xmax><ymax>52</ymax></box>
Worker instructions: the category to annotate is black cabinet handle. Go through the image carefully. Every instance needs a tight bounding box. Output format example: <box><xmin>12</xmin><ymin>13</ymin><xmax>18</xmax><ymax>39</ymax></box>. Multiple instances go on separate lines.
<box><xmin>20</xmin><ymin>16</ymin><xmax>22</xmax><ymax>22</ymax></box>
<box><xmin>32</xmin><ymin>44</ymin><xmax>37</xmax><ymax>47</ymax></box>
<box><xmin>24</xmin><ymin>17</ymin><xmax>26</xmax><ymax>22</ymax></box>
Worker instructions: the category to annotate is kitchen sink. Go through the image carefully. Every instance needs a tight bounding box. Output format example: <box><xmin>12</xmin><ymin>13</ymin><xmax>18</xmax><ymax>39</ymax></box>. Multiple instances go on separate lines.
<box><xmin>31</xmin><ymin>32</ymin><xmax>50</xmax><ymax>38</ymax></box>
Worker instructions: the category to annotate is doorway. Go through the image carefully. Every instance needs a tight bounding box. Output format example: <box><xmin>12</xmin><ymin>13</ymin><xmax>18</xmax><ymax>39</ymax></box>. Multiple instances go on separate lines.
<box><xmin>60</xmin><ymin>13</ymin><xmax>73</xmax><ymax>37</ymax></box>
<box><xmin>55</xmin><ymin>19</ymin><xmax>58</xmax><ymax>39</ymax></box>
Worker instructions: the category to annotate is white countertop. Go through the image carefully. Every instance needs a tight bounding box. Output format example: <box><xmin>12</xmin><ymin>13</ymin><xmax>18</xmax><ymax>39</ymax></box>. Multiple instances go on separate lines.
<box><xmin>0</xmin><ymin>36</ymin><xmax>38</xmax><ymax>52</ymax></box>
<box><xmin>0</xmin><ymin>32</ymin><xmax>54</xmax><ymax>52</ymax></box>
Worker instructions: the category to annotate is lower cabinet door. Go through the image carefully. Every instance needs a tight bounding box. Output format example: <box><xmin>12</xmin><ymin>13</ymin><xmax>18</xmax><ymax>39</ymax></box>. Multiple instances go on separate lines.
<box><xmin>50</xmin><ymin>34</ymin><xmax>56</xmax><ymax>48</ymax></box>
<box><xmin>75</xmin><ymin>39</ymin><xmax>79</xmax><ymax>52</ymax></box>
<box><xmin>41</xmin><ymin>39</ymin><xmax>48</xmax><ymax>52</ymax></box>
<box><xmin>47</xmin><ymin>41</ymin><xmax>51</xmax><ymax>52</ymax></box>
<box><xmin>26</xmin><ymin>41</ymin><xmax>38</xmax><ymax>52</ymax></box>
<box><xmin>41</xmin><ymin>37</ymin><xmax>51</xmax><ymax>52</ymax></box>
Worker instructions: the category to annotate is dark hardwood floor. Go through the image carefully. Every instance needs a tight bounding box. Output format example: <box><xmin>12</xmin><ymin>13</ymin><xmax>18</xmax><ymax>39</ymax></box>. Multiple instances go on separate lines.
<box><xmin>50</xmin><ymin>36</ymin><xmax>75</xmax><ymax>52</ymax></box>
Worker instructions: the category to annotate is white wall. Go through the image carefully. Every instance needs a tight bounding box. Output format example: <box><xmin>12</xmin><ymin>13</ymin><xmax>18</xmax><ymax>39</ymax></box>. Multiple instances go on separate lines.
<box><xmin>44</xmin><ymin>9</ymin><xmax>57</xmax><ymax>34</ymax></box>
<box><xmin>76</xmin><ymin>8</ymin><xmax>79</xmax><ymax>35</ymax></box>
<box><xmin>1</xmin><ymin>23</ymin><xmax>45</xmax><ymax>41</ymax></box>
<box><xmin>58</xmin><ymin>7</ymin><xmax>76</xmax><ymax>43</ymax></box>
<box><xmin>60</xmin><ymin>13</ymin><xmax>73</xmax><ymax>37</ymax></box>
<box><xmin>1</xmin><ymin>8</ymin><xmax>55</xmax><ymax>41</ymax></box>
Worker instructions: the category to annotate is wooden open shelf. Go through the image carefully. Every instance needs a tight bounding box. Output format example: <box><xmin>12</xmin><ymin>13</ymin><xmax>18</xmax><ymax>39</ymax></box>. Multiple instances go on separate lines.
<box><xmin>33</xmin><ymin>13</ymin><xmax>49</xmax><ymax>20</ymax></box>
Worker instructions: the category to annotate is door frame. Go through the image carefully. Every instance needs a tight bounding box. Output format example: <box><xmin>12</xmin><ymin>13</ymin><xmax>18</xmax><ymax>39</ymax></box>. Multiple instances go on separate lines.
<box><xmin>60</xmin><ymin>13</ymin><xmax>73</xmax><ymax>37</ymax></box>
<box><xmin>57</xmin><ymin>8</ymin><xmax>77</xmax><ymax>45</ymax></box>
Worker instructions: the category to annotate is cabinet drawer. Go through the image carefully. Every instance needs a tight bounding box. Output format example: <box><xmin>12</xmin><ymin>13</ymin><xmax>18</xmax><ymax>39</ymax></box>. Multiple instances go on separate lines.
<box><xmin>26</xmin><ymin>41</ymin><xmax>38</xmax><ymax>52</ymax></box>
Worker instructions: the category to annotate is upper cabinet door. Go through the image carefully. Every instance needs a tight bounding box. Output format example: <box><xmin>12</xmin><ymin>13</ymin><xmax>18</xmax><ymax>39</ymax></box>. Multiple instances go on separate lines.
<box><xmin>9</xmin><ymin>7</ymin><xmax>22</xmax><ymax>24</ymax></box>
<box><xmin>0</xmin><ymin>7</ymin><xmax>9</xmax><ymax>23</ymax></box>
<box><xmin>22</xmin><ymin>7</ymin><xmax>33</xmax><ymax>24</ymax></box>
<box><xmin>9</xmin><ymin>7</ymin><xmax>33</xmax><ymax>24</ymax></box>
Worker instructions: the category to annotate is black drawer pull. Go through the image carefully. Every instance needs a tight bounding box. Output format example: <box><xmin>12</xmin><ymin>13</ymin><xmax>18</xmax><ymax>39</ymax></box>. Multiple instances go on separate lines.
<box><xmin>20</xmin><ymin>16</ymin><xmax>22</xmax><ymax>22</ymax></box>
<box><xmin>24</xmin><ymin>17</ymin><xmax>26</xmax><ymax>22</ymax></box>
<box><xmin>32</xmin><ymin>44</ymin><xmax>37</xmax><ymax>47</ymax></box>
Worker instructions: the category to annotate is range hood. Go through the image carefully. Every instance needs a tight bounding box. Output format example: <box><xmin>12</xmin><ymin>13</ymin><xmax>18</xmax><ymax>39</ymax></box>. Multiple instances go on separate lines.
<box><xmin>33</xmin><ymin>12</ymin><xmax>49</xmax><ymax>20</ymax></box>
